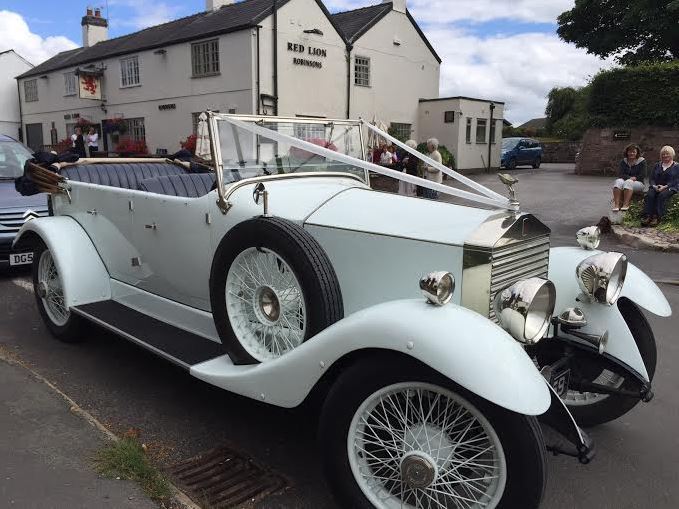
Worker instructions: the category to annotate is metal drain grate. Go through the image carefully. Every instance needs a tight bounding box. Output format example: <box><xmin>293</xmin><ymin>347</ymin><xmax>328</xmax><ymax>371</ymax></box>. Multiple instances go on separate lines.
<box><xmin>169</xmin><ymin>447</ymin><xmax>287</xmax><ymax>508</ymax></box>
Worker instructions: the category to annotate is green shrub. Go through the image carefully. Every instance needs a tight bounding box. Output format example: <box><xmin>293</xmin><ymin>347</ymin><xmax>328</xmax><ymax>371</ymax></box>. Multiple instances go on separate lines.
<box><xmin>622</xmin><ymin>194</ymin><xmax>679</xmax><ymax>232</ymax></box>
<box><xmin>416</xmin><ymin>143</ymin><xmax>455</xmax><ymax>169</ymax></box>
<box><xmin>588</xmin><ymin>62</ymin><xmax>679</xmax><ymax>127</ymax></box>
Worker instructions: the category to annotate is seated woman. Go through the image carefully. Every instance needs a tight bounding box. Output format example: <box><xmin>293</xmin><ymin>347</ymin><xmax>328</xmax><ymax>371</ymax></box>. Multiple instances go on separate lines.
<box><xmin>641</xmin><ymin>145</ymin><xmax>679</xmax><ymax>227</ymax></box>
<box><xmin>612</xmin><ymin>144</ymin><xmax>646</xmax><ymax>211</ymax></box>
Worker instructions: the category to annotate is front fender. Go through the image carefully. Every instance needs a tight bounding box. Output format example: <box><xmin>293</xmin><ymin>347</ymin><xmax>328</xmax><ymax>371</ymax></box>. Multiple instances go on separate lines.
<box><xmin>191</xmin><ymin>299</ymin><xmax>551</xmax><ymax>415</ymax></box>
<box><xmin>548</xmin><ymin>247</ymin><xmax>671</xmax><ymax>381</ymax></box>
<box><xmin>13</xmin><ymin>216</ymin><xmax>110</xmax><ymax>308</ymax></box>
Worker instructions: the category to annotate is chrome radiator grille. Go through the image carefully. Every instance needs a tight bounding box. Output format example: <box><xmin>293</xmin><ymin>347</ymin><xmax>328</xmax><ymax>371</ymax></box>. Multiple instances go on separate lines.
<box><xmin>488</xmin><ymin>235</ymin><xmax>551</xmax><ymax>321</ymax></box>
<box><xmin>0</xmin><ymin>209</ymin><xmax>48</xmax><ymax>232</ymax></box>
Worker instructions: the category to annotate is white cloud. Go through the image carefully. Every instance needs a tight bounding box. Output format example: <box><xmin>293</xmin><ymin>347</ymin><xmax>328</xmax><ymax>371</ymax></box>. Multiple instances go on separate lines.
<box><xmin>108</xmin><ymin>1</ymin><xmax>185</xmax><ymax>30</ymax></box>
<box><xmin>0</xmin><ymin>10</ymin><xmax>77</xmax><ymax>66</ymax></box>
<box><xmin>327</xmin><ymin>0</ymin><xmax>574</xmax><ymax>23</ymax></box>
<box><xmin>427</xmin><ymin>29</ymin><xmax>613</xmax><ymax>124</ymax></box>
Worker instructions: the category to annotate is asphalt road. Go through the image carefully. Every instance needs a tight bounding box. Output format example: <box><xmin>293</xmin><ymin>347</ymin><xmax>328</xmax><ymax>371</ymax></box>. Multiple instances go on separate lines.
<box><xmin>1</xmin><ymin>163</ymin><xmax>678</xmax><ymax>509</ymax></box>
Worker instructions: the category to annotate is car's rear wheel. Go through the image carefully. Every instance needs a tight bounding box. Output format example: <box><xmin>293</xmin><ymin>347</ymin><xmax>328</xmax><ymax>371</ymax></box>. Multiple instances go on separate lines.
<box><xmin>210</xmin><ymin>217</ymin><xmax>343</xmax><ymax>364</ymax></box>
<box><xmin>32</xmin><ymin>240</ymin><xmax>84</xmax><ymax>342</ymax></box>
<box><xmin>320</xmin><ymin>357</ymin><xmax>547</xmax><ymax>509</ymax></box>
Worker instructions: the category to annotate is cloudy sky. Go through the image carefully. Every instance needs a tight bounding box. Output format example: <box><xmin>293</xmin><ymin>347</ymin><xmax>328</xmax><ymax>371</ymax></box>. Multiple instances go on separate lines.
<box><xmin>0</xmin><ymin>0</ymin><xmax>612</xmax><ymax>124</ymax></box>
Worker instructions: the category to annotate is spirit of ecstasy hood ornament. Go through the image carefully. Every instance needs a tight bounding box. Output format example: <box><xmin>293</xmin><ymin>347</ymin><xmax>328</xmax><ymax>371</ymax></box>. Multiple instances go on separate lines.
<box><xmin>498</xmin><ymin>173</ymin><xmax>520</xmax><ymax>210</ymax></box>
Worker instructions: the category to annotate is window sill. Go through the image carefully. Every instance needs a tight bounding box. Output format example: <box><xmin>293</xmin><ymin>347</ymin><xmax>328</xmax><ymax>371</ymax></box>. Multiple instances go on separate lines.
<box><xmin>192</xmin><ymin>73</ymin><xmax>221</xmax><ymax>79</ymax></box>
<box><xmin>476</xmin><ymin>142</ymin><xmax>488</xmax><ymax>145</ymax></box>
<box><xmin>64</xmin><ymin>93</ymin><xmax>77</xmax><ymax>97</ymax></box>
<box><xmin>354</xmin><ymin>83</ymin><xmax>371</xmax><ymax>88</ymax></box>
<box><xmin>120</xmin><ymin>84</ymin><xmax>142</xmax><ymax>89</ymax></box>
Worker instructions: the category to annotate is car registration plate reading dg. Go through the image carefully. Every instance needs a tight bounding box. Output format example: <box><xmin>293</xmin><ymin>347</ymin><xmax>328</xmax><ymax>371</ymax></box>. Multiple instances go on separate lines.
<box><xmin>9</xmin><ymin>252</ymin><xmax>33</xmax><ymax>266</ymax></box>
<box><xmin>550</xmin><ymin>369</ymin><xmax>571</xmax><ymax>398</ymax></box>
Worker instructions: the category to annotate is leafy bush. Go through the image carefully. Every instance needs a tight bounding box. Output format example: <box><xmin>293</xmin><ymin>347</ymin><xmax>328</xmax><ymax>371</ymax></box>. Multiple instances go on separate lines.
<box><xmin>588</xmin><ymin>62</ymin><xmax>679</xmax><ymax>127</ymax></box>
<box><xmin>115</xmin><ymin>137</ymin><xmax>148</xmax><ymax>156</ymax></box>
<box><xmin>416</xmin><ymin>143</ymin><xmax>455</xmax><ymax>169</ymax></box>
<box><xmin>622</xmin><ymin>194</ymin><xmax>679</xmax><ymax>232</ymax></box>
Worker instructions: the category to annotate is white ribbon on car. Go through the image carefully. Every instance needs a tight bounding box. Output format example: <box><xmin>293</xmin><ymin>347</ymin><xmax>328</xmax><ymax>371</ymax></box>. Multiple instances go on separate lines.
<box><xmin>215</xmin><ymin>115</ymin><xmax>511</xmax><ymax>210</ymax></box>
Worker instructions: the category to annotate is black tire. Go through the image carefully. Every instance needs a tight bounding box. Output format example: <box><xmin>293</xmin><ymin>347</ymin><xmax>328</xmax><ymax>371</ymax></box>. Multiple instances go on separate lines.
<box><xmin>210</xmin><ymin>216</ymin><xmax>343</xmax><ymax>365</ymax></box>
<box><xmin>532</xmin><ymin>158</ymin><xmax>542</xmax><ymax>169</ymax></box>
<box><xmin>32</xmin><ymin>240</ymin><xmax>85</xmax><ymax>343</ymax></box>
<box><xmin>565</xmin><ymin>298</ymin><xmax>657</xmax><ymax>427</ymax></box>
<box><xmin>319</xmin><ymin>356</ymin><xmax>547</xmax><ymax>509</ymax></box>
<box><xmin>507</xmin><ymin>158</ymin><xmax>517</xmax><ymax>170</ymax></box>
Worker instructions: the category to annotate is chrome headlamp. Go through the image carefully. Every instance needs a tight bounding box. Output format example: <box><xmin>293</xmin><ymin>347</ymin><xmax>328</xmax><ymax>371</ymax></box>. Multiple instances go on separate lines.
<box><xmin>420</xmin><ymin>271</ymin><xmax>455</xmax><ymax>306</ymax></box>
<box><xmin>494</xmin><ymin>277</ymin><xmax>556</xmax><ymax>344</ymax></box>
<box><xmin>576</xmin><ymin>226</ymin><xmax>601</xmax><ymax>250</ymax></box>
<box><xmin>576</xmin><ymin>252</ymin><xmax>627</xmax><ymax>305</ymax></box>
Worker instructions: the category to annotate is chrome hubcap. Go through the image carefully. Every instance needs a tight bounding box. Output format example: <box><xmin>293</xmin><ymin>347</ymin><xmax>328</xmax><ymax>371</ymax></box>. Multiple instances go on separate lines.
<box><xmin>254</xmin><ymin>286</ymin><xmax>281</xmax><ymax>322</ymax></box>
<box><xmin>400</xmin><ymin>452</ymin><xmax>437</xmax><ymax>489</ymax></box>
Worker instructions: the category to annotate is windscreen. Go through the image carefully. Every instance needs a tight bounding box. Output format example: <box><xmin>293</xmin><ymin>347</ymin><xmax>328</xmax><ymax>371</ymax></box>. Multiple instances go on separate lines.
<box><xmin>0</xmin><ymin>141</ymin><xmax>32</xmax><ymax>179</ymax></box>
<box><xmin>216</xmin><ymin>119</ymin><xmax>367</xmax><ymax>183</ymax></box>
<box><xmin>502</xmin><ymin>139</ymin><xmax>518</xmax><ymax>151</ymax></box>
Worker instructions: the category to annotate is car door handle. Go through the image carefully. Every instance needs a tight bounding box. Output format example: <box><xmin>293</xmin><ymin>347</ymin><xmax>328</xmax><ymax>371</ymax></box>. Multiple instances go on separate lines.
<box><xmin>144</xmin><ymin>223</ymin><xmax>158</xmax><ymax>230</ymax></box>
<box><xmin>86</xmin><ymin>209</ymin><xmax>98</xmax><ymax>215</ymax></box>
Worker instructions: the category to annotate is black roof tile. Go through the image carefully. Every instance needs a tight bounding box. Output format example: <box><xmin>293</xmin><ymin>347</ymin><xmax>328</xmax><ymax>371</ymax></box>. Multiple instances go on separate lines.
<box><xmin>331</xmin><ymin>2</ymin><xmax>392</xmax><ymax>43</ymax></box>
<box><xmin>18</xmin><ymin>0</ymin><xmax>291</xmax><ymax>79</ymax></box>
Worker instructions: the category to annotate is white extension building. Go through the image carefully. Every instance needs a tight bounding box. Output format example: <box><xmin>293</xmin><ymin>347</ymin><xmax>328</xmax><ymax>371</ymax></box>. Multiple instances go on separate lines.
<box><xmin>0</xmin><ymin>50</ymin><xmax>33</xmax><ymax>138</ymax></box>
<box><xmin>16</xmin><ymin>0</ymin><xmax>503</xmax><ymax>171</ymax></box>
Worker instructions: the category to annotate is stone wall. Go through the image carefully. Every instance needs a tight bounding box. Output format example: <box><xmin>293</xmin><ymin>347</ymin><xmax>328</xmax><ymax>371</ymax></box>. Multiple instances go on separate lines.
<box><xmin>541</xmin><ymin>141</ymin><xmax>580</xmax><ymax>163</ymax></box>
<box><xmin>576</xmin><ymin>126</ymin><xmax>679</xmax><ymax>176</ymax></box>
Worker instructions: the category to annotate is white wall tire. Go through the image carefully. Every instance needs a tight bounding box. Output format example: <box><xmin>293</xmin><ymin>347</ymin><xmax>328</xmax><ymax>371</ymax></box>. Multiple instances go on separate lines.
<box><xmin>210</xmin><ymin>217</ymin><xmax>343</xmax><ymax>365</ymax></box>
<box><xmin>320</xmin><ymin>356</ymin><xmax>547</xmax><ymax>509</ymax></box>
<box><xmin>32</xmin><ymin>240</ymin><xmax>84</xmax><ymax>342</ymax></box>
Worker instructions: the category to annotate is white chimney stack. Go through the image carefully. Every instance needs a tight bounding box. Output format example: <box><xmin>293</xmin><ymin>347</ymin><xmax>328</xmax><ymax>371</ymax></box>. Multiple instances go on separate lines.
<box><xmin>206</xmin><ymin>0</ymin><xmax>235</xmax><ymax>10</ymax></box>
<box><xmin>81</xmin><ymin>7</ymin><xmax>108</xmax><ymax>47</ymax></box>
<box><xmin>384</xmin><ymin>0</ymin><xmax>407</xmax><ymax>13</ymax></box>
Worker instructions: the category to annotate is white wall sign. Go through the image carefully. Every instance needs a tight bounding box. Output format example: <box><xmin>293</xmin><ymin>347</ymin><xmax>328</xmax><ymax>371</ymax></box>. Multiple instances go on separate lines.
<box><xmin>79</xmin><ymin>74</ymin><xmax>102</xmax><ymax>100</ymax></box>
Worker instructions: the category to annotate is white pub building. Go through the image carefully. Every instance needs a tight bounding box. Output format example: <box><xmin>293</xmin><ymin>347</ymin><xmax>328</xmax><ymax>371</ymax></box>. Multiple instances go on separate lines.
<box><xmin>16</xmin><ymin>0</ymin><xmax>504</xmax><ymax>171</ymax></box>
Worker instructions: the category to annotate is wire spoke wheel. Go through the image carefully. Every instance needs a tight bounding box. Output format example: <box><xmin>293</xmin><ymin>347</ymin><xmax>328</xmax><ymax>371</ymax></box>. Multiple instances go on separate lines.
<box><xmin>37</xmin><ymin>249</ymin><xmax>69</xmax><ymax>327</ymax></box>
<box><xmin>225</xmin><ymin>247</ymin><xmax>307</xmax><ymax>362</ymax></box>
<box><xmin>348</xmin><ymin>382</ymin><xmax>507</xmax><ymax>509</ymax></box>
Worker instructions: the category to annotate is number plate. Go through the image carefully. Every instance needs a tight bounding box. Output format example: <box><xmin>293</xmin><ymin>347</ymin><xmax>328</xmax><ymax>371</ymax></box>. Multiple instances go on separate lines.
<box><xmin>9</xmin><ymin>252</ymin><xmax>33</xmax><ymax>266</ymax></box>
<box><xmin>550</xmin><ymin>369</ymin><xmax>571</xmax><ymax>398</ymax></box>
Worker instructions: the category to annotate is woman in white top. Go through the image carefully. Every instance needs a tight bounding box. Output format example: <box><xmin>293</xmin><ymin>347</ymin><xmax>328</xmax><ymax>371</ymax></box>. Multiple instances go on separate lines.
<box><xmin>422</xmin><ymin>138</ymin><xmax>442</xmax><ymax>199</ymax></box>
<box><xmin>86</xmin><ymin>127</ymin><xmax>99</xmax><ymax>156</ymax></box>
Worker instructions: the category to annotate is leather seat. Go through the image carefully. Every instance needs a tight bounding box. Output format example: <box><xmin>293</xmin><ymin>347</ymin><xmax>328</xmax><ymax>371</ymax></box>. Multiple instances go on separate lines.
<box><xmin>138</xmin><ymin>173</ymin><xmax>217</xmax><ymax>197</ymax></box>
<box><xmin>60</xmin><ymin>163</ymin><xmax>186</xmax><ymax>189</ymax></box>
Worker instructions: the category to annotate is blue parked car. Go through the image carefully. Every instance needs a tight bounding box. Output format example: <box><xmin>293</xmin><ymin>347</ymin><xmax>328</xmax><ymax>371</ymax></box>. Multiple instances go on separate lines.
<box><xmin>501</xmin><ymin>137</ymin><xmax>543</xmax><ymax>170</ymax></box>
<box><xmin>0</xmin><ymin>134</ymin><xmax>48</xmax><ymax>269</ymax></box>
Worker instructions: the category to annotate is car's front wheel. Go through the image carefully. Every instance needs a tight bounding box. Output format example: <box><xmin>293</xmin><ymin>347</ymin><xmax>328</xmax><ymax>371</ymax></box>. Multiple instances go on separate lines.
<box><xmin>506</xmin><ymin>158</ymin><xmax>517</xmax><ymax>171</ymax></box>
<box><xmin>532</xmin><ymin>157</ymin><xmax>542</xmax><ymax>169</ymax></box>
<box><xmin>320</xmin><ymin>357</ymin><xmax>547</xmax><ymax>509</ymax></box>
<box><xmin>32</xmin><ymin>240</ymin><xmax>84</xmax><ymax>342</ymax></box>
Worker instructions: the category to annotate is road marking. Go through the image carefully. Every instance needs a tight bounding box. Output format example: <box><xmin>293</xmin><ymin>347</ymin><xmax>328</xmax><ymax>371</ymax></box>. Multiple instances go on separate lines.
<box><xmin>12</xmin><ymin>278</ymin><xmax>33</xmax><ymax>292</ymax></box>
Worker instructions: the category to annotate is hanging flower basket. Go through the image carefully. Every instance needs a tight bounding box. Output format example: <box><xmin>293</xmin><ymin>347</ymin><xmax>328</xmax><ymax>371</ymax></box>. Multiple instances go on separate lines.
<box><xmin>103</xmin><ymin>119</ymin><xmax>128</xmax><ymax>135</ymax></box>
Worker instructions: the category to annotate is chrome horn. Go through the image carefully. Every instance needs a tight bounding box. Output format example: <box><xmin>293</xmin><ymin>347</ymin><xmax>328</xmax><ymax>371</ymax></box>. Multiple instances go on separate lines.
<box><xmin>565</xmin><ymin>329</ymin><xmax>609</xmax><ymax>355</ymax></box>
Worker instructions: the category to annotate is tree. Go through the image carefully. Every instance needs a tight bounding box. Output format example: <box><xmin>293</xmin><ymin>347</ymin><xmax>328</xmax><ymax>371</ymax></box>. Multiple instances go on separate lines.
<box><xmin>557</xmin><ymin>0</ymin><xmax>679</xmax><ymax>65</ymax></box>
<box><xmin>544</xmin><ymin>86</ymin><xmax>591</xmax><ymax>141</ymax></box>
<box><xmin>545</xmin><ymin>87</ymin><xmax>578</xmax><ymax>131</ymax></box>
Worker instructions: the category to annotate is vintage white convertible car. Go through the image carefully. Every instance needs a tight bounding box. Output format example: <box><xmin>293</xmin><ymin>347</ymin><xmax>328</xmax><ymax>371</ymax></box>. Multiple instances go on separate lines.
<box><xmin>15</xmin><ymin>114</ymin><xmax>671</xmax><ymax>508</ymax></box>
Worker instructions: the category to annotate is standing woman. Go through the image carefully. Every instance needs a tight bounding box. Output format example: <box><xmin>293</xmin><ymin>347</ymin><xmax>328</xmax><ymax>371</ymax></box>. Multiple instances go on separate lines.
<box><xmin>422</xmin><ymin>138</ymin><xmax>442</xmax><ymax>200</ymax></box>
<box><xmin>397</xmin><ymin>139</ymin><xmax>418</xmax><ymax>197</ymax></box>
<box><xmin>86</xmin><ymin>127</ymin><xmax>99</xmax><ymax>157</ymax></box>
<box><xmin>641</xmin><ymin>145</ymin><xmax>679</xmax><ymax>227</ymax></box>
<box><xmin>612</xmin><ymin>143</ymin><xmax>646</xmax><ymax>211</ymax></box>
<box><xmin>72</xmin><ymin>127</ymin><xmax>86</xmax><ymax>158</ymax></box>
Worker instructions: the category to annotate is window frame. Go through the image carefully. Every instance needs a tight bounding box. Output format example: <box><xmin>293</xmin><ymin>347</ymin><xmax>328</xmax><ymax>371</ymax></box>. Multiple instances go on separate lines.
<box><xmin>354</xmin><ymin>56</ymin><xmax>371</xmax><ymax>87</ymax></box>
<box><xmin>476</xmin><ymin>118</ymin><xmax>487</xmax><ymax>144</ymax></box>
<box><xmin>390</xmin><ymin>122</ymin><xmax>412</xmax><ymax>141</ymax></box>
<box><xmin>24</xmin><ymin>79</ymin><xmax>38</xmax><ymax>102</ymax></box>
<box><xmin>191</xmin><ymin>39</ymin><xmax>220</xmax><ymax>78</ymax></box>
<box><xmin>489</xmin><ymin>119</ymin><xmax>498</xmax><ymax>145</ymax></box>
<box><xmin>444</xmin><ymin>111</ymin><xmax>455</xmax><ymax>124</ymax></box>
<box><xmin>64</xmin><ymin>72</ymin><xmax>78</xmax><ymax>96</ymax></box>
<box><xmin>465</xmin><ymin>118</ymin><xmax>472</xmax><ymax>144</ymax></box>
<box><xmin>125</xmin><ymin>117</ymin><xmax>146</xmax><ymax>141</ymax></box>
<box><xmin>120</xmin><ymin>55</ymin><xmax>141</xmax><ymax>88</ymax></box>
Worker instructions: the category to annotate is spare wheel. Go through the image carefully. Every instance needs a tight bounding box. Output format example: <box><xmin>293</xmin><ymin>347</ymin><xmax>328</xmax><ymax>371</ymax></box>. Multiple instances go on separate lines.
<box><xmin>210</xmin><ymin>217</ymin><xmax>343</xmax><ymax>365</ymax></box>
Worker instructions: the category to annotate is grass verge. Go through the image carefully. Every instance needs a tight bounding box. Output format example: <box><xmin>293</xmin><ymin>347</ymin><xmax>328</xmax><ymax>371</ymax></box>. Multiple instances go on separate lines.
<box><xmin>95</xmin><ymin>436</ymin><xmax>171</xmax><ymax>501</ymax></box>
<box><xmin>622</xmin><ymin>195</ymin><xmax>679</xmax><ymax>232</ymax></box>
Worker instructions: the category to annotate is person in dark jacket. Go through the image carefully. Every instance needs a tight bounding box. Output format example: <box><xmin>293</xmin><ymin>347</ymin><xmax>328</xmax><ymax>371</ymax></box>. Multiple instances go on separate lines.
<box><xmin>612</xmin><ymin>143</ymin><xmax>646</xmax><ymax>211</ymax></box>
<box><xmin>71</xmin><ymin>127</ymin><xmax>86</xmax><ymax>158</ymax></box>
<box><xmin>641</xmin><ymin>145</ymin><xmax>679</xmax><ymax>227</ymax></box>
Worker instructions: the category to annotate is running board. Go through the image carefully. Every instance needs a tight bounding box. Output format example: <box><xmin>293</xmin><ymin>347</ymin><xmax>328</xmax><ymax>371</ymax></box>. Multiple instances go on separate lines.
<box><xmin>72</xmin><ymin>301</ymin><xmax>224</xmax><ymax>369</ymax></box>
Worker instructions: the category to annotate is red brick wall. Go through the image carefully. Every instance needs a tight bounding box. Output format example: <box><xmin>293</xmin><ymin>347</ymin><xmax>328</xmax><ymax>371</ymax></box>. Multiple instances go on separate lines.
<box><xmin>576</xmin><ymin>127</ymin><xmax>679</xmax><ymax>176</ymax></box>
